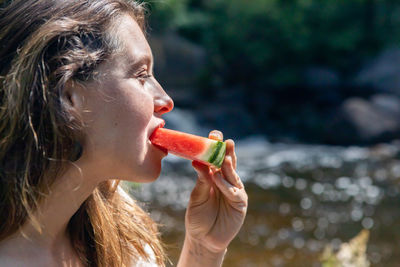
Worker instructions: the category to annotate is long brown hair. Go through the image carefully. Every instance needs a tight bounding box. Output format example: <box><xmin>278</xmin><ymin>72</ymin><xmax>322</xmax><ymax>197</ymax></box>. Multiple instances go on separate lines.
<box><xmin>0</xmin><ymin>0</ymin><xmax>165</xmax><ymax>266</ymax></box>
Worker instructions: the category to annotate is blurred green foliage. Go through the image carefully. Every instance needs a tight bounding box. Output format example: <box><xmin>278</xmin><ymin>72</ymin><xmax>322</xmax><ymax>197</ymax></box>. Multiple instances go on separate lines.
<box><xmin>146</xmin><ymin>0</ymin><xmax>400</xmax><ymax>88</ymax></box>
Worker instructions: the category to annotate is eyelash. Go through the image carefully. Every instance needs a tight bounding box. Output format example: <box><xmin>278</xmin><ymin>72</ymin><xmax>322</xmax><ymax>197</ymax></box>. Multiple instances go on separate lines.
<box><xmin>136</xmin><ymin>71</ymin><xmax>152</xmax><ymax>83</ymax></box>
<box><xmin>139</xmin><ymin>74</ymin><xmax>152</xmax><ymax>79</ymax></box>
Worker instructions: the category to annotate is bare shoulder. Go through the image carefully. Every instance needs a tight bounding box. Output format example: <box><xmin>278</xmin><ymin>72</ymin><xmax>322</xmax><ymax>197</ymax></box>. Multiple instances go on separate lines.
<box><xmin>0</xmin><ymin>244</ymin><xmax>32</xmax><ymax>267</ymax></box>
<box><xmin>0</xmin><ymin>253</ymin><xmax>13</xmax><ymax>266</ymax></box>
<box><xmin>0</xmin><ymin>240</ymin><xmax>51</xmax><ymax>267</ymax></box>
<box><xmin>0</xmin><ymin>256</ymin><xmax>27</xmax><ymax>267</ymax></box>
<box><xmin>0</xmin><ymin>242</ymin><xmax>16</xmax><ymax>265</ymax></box>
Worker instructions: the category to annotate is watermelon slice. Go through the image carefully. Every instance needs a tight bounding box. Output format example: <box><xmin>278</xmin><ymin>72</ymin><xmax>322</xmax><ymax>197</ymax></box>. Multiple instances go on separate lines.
<box><xmin>150</xmin><ymin>128</ymin><xmax>226</xmax><ymax>168</ymax></box>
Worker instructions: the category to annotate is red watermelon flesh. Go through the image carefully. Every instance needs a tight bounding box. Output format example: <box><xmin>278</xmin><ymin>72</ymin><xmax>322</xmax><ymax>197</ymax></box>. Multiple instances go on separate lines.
<box><xmin>150</xmin><ymin>128</ymin><xmax>226</xmax><ymax>167</ymax></box>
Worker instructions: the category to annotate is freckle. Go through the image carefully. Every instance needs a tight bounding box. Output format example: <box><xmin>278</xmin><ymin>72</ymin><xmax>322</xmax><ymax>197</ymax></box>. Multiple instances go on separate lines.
<box><xmin>114</xmin><ymin>122</ymin><xmax>118</xmax><ymax>126</ymax></box>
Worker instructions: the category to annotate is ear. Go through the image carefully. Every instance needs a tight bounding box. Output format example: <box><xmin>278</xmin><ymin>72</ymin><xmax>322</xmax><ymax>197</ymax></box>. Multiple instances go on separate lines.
<box><xmin>61</xmin><ymin>80</ymin><xmax>85</xmax><ymax>121</ymax></box>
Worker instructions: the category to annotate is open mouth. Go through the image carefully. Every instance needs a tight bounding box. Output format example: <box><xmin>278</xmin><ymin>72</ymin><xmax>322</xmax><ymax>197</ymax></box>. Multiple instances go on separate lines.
<box><xmin>150</xmin><ymin>121</ymin><xmax>168</xmax><ymax>154</ymax></box>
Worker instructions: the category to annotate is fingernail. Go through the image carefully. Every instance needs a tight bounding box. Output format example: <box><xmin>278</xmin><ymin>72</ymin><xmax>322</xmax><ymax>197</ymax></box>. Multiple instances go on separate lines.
<box><xmin>210</xmin><ymin>130</ymin><xmax>223</xmax><ymax>139</ymax></box>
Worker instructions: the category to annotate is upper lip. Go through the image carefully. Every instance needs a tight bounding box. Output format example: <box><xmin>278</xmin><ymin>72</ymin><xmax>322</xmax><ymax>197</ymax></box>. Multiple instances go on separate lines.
<box><xmin>149</xmin><ymin>119</ymin><xmax>165</xmax><ymax>138</ymax></box>
<box><xmin>158</xmin><ymin>120</ymin><xmax>165</xmax><ymax>129</ymax></box>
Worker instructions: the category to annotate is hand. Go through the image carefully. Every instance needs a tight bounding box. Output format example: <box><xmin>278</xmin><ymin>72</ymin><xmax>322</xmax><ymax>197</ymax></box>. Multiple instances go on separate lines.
<box><xmin>185</xmin><ymin>130</ymin><xmax>248</xmax><ymax>254</ymax></box>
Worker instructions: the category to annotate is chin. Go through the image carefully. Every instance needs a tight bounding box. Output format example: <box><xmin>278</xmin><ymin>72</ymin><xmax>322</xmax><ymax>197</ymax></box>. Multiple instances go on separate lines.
<box><xmin>118</xmin><ymin>145</ymin><xmax>165</xmax><ymax>183</ymax></box>
<box><xmin>126</xmin><ymin>160</ymin><xmax>162</xmax><ymax>183</ymax></box>
<box><xmin>143</xmin><ymin>163</ymin><xmax>162</xmax><ymax>183</ymax></box>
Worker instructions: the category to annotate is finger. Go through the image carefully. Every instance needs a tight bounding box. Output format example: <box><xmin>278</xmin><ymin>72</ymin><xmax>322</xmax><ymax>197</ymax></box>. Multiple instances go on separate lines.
<box><xmin>209</xmin><ymin>130</ymin><xmax>223</xmax><ymax>141</ymax></box>
<box><xmin>193</xmin><ymin>160</ymin><xmax>218</xmax><ymax>192</ymax></box>
<box><xmin>190</xmin><ymin>161</ymin><xmax>213</xmax><ymax>205</ymax></box>
<box><xmin>225</xmin><ymin>139</ymin><xmax>237</xmax><ymax>170</ymax></box>
<box><xmin>212</xmin><ymin>171</ymin><xmax>246</xmax><ymax>204</ymax></box>
<box><xmin>221</xmin><ymin>156</ymin><xmax>243</xmax><ymax>189</ymax></box>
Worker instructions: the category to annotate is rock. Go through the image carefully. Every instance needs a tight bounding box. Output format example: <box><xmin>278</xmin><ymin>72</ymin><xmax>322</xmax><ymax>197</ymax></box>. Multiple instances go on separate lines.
<box><xmin>163</xmin><ymin>107</ymin><xmax>208</xmax><ymax>136</ymax></box>
<box><xmin>304</xmin><ymin>66</ymin><xmax>340</xmax><ymax>88</ymax></box>
<box><xmin>197</xmin><ymin>103</ymin><xmax>257</xmax><ymax>139</ymax></box>
<box><xmin>325</xmin><ymin>97</ymin><xmax>400</xmax><ymax>144</ymax></box>
<box><xmin>148</xmin><ymin>32</ymin><xmax>207</xmax><ymax>107</ymax></box>
<box><xmin>370</xmin><ymin>93</ymin><xmax>400</xmax><ymax>118</ymax></box>
<box><xmin>215</xmin><ymin>86</ymin><xmax>246</xmax><ymax>104</ymax></box>
<box><xmin>302</xmin><ymin>66</ymin><xmax>343</xmax><ymax>105</ymax></box>
<box><xmin>148</xmin><ymin>32</ymin><xmax>207</xmax><ymax>89</ymax></box>
<box><xmin>354</xmin><ymin>47</ymin><xmax>400</xmax><ymax>96</ymax></box>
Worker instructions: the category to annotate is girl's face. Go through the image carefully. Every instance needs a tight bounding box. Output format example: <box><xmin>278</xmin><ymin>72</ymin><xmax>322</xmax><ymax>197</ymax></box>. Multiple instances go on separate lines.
<box><xmin>77</xmin><ymin>15</ymin><xmax>174</xmax><ymax>183</ymax></box>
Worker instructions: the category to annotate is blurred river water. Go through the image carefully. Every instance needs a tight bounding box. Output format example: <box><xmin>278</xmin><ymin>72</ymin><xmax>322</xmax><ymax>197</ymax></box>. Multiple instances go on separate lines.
<box><xmin>127</xmin><ymin>136</ymin><xmax>400</xmax><ymax>266</ymax></box>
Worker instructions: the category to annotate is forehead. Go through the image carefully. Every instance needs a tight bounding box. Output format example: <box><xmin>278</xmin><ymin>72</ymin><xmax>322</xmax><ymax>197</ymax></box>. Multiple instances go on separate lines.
<box><xmin>110</xmin><ymin>15</ymin><xmax>152</xmax><ymax>64</ymax></box>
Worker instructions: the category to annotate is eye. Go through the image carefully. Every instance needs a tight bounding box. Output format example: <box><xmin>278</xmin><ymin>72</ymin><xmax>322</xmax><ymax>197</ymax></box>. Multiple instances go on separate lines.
<box><xmin>135</xmin><ymin>70</ymin><xmax>152</xmax><ymax>84</ymax></box>
<box><xmin>139</xmin><ymin>74</ymin><xmax>152</xmax><ymax>79</ymax></box>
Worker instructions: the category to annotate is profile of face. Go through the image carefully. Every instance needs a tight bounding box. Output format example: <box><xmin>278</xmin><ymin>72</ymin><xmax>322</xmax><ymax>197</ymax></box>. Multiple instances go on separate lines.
<box><xmin>69</xmin><ymin>15</ymin><xmax>174</xmax><ymax>183</ymax></box>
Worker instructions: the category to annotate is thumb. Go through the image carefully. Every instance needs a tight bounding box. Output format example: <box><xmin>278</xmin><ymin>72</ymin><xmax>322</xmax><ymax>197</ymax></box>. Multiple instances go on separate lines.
<box><xmin>190</xmin><ymin>161</ymin><xmax>212</xmax><ymax>206</ymax></box>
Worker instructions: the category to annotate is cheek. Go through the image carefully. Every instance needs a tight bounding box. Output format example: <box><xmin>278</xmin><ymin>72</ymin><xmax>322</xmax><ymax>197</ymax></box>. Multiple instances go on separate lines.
<box><xmin>83</xmin><ymin>81</ymin><xmax>154</xmax><ymax>157</ymax></box>
<box><xmin>115</xmin><ymin>86</ymin><xmax>154</xmax><ymax>143</ymax></box>
<box><xmin>124</xmin><ymin>91</ymin><xmax>153</xmax><ymax>128</ymax></box>
<box><xmin>98</xmin><ymin>80</ymin><xmax>152</xmax><ymax>128</ymax></box>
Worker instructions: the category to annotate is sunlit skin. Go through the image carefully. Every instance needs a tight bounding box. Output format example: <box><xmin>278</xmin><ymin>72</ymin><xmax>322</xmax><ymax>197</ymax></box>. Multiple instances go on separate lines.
<box><xmin>178</xmin><ymin>132</ymin><xmax>248</xmax><ymax>266</ymax></box>
<box><xmin>75</xmin><ymin>15</ymin><xmax>173</xmax><ymax>183</ymax></box>
<box><xmin>0</xmin><ymin>15</ymin><xmax>248</xmax><ymax>267</ymax></box>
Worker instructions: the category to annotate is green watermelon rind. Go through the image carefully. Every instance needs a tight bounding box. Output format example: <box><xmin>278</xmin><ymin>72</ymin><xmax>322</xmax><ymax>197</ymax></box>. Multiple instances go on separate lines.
<box><xmin>207</xmin><ymin>141</ymin><xmax>226</xmax><ymax>167</ymax></box>
<box><xmin>195</xmin><ymin>139</ymin><xmax>226</xmax><ymax>167</ymax></box>
<box><xmin>150</xmin><ymin>127</ymin><xmax>227</xmax><ymax>168</ymax></box>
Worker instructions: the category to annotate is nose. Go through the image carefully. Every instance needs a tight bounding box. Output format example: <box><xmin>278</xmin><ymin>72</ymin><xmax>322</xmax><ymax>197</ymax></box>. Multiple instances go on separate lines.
<box><xmin>154</xmin><ymin>94</ymin><xmax>174</xmax><ymax>114</ymax></box>
<box><xmin>153</xmin><ymin>83</ymin><xmax>174</xmax><ymax>115</ymax></box>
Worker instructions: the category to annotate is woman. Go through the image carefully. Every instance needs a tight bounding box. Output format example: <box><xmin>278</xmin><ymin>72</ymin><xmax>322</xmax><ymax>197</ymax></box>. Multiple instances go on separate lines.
<box><xmin>0</xmin><ymin>0</ymin><xmax>248</xmax><ymax>266</ymax></box>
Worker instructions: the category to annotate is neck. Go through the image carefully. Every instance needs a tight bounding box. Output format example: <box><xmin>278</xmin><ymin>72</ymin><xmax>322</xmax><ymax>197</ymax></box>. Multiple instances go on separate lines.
<box><xmin>17</xmin><ymin>158</ymin><xmax>102</xmax><ymax>249</ymax></box>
